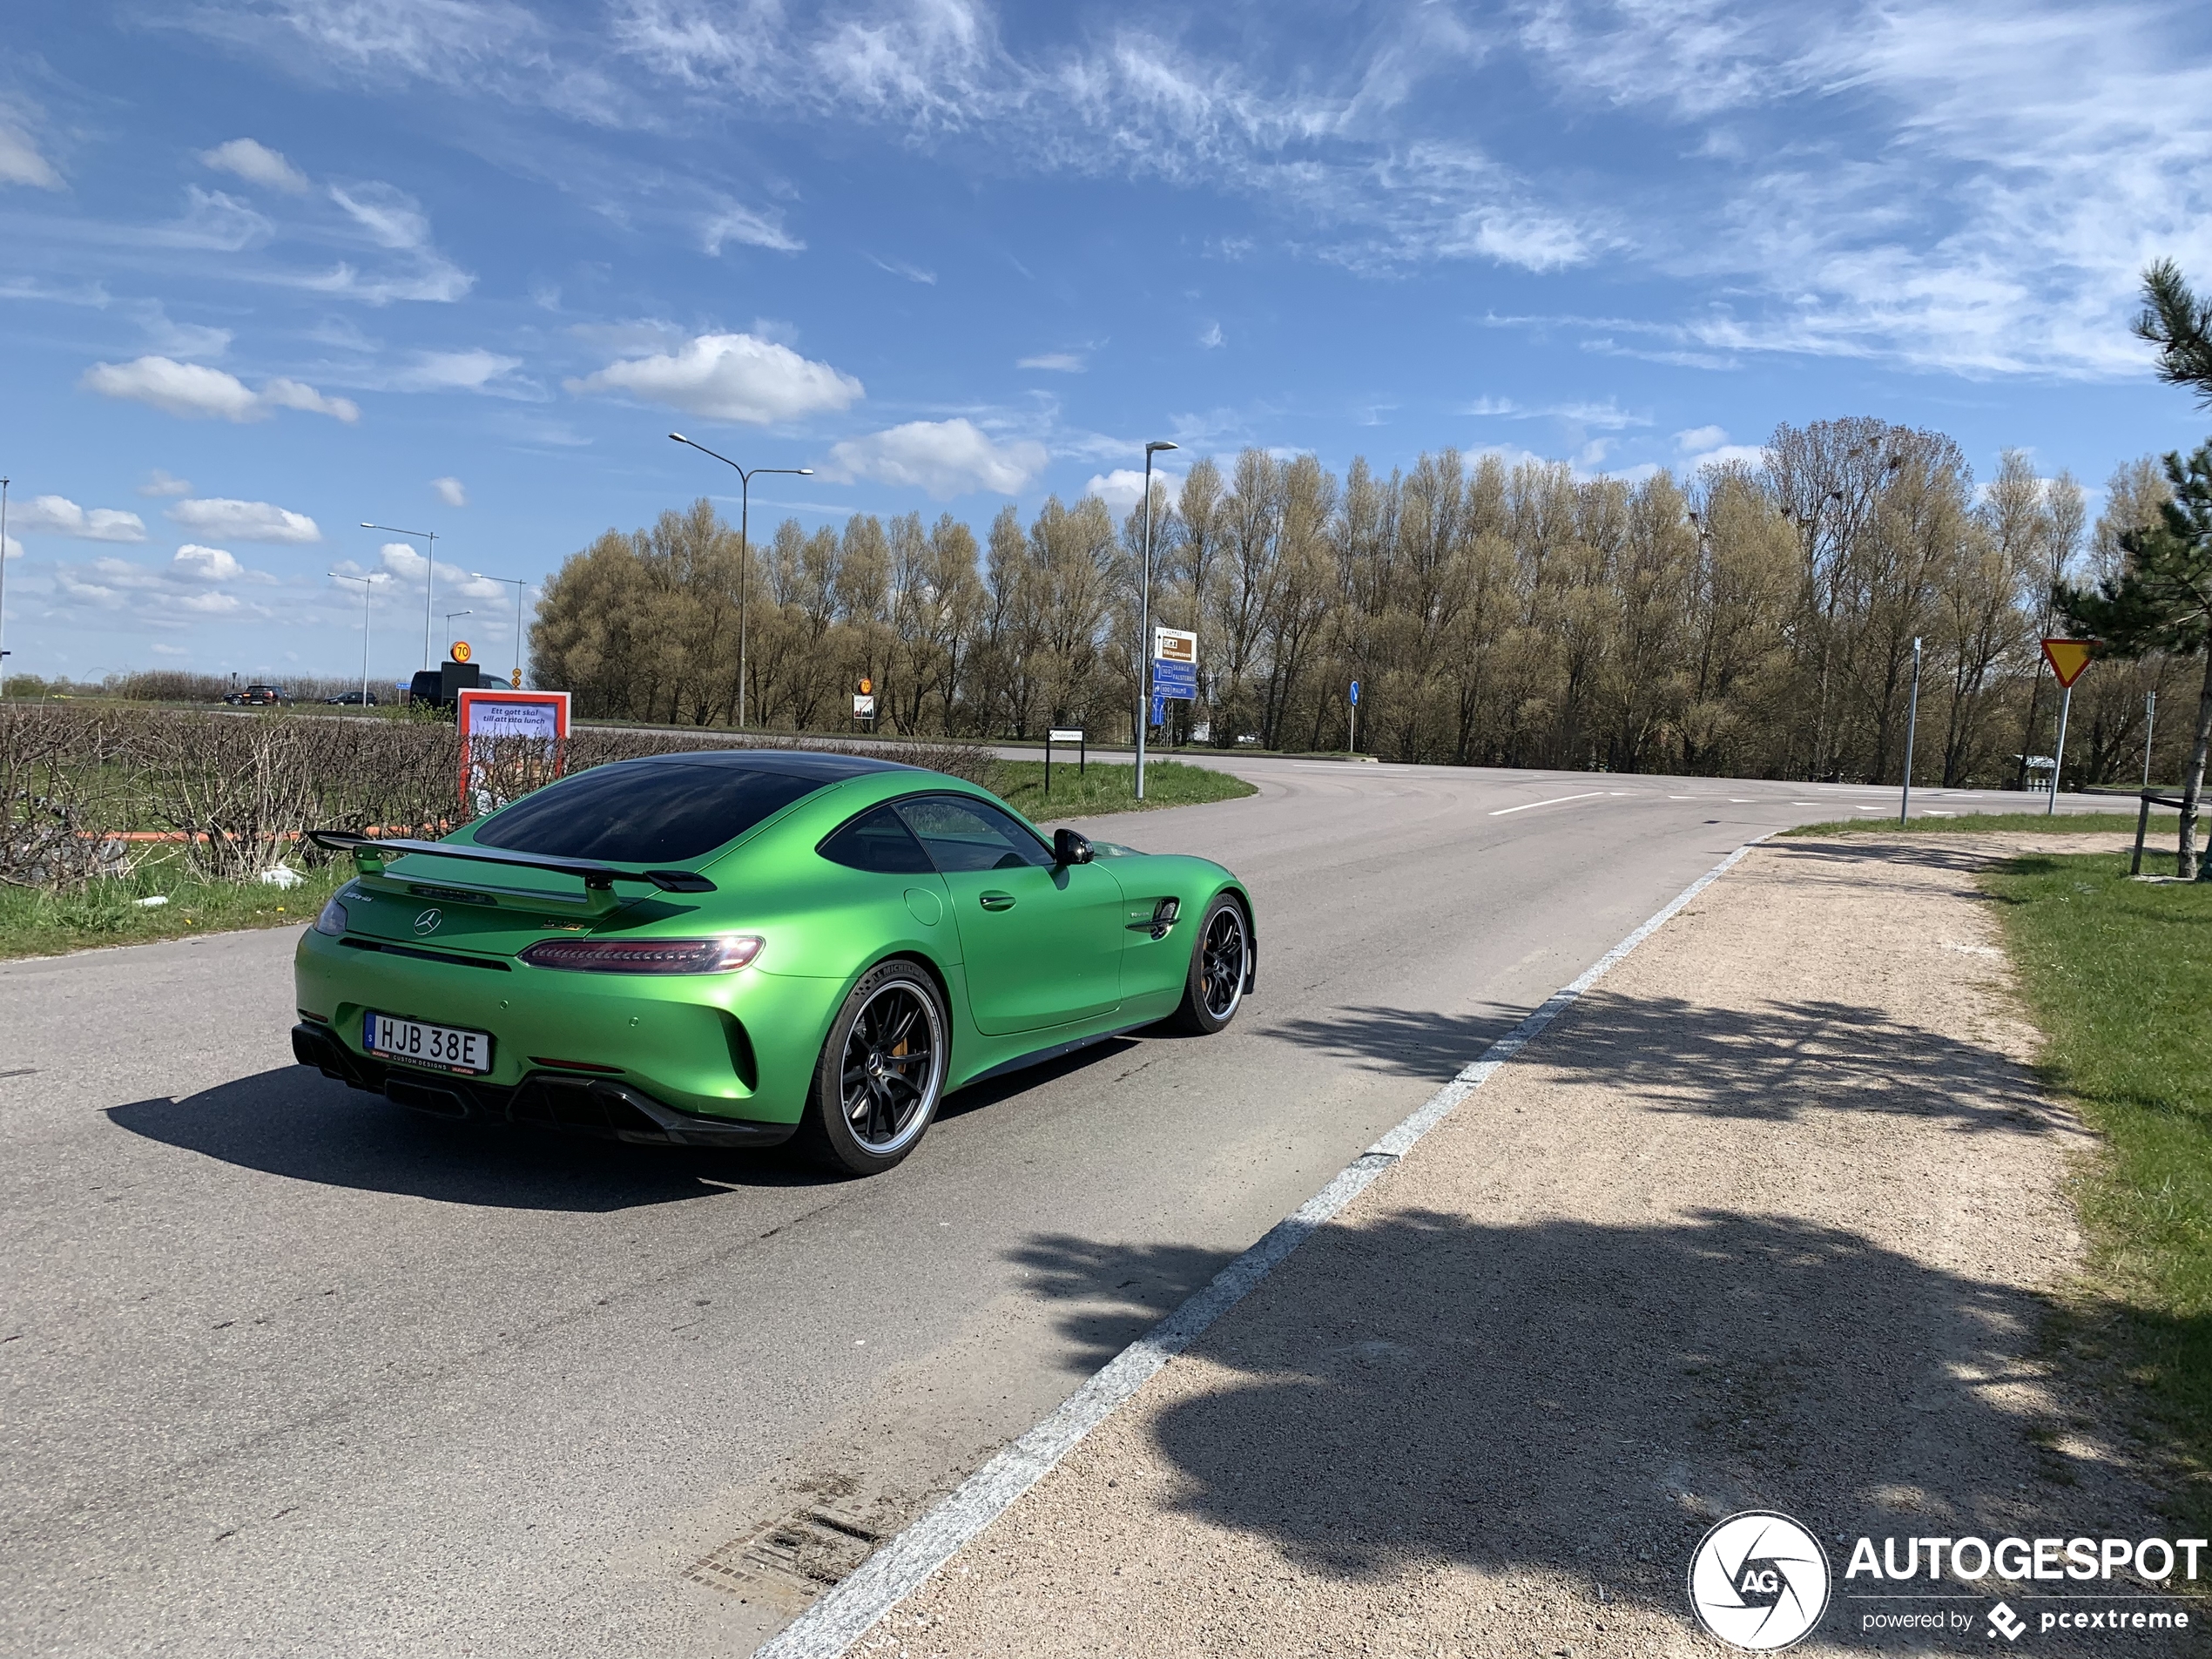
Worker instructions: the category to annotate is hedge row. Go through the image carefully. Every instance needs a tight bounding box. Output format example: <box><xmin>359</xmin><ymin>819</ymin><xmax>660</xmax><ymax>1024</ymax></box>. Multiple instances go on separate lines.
<box><xmin>0</xmin><ymin>705</ymin><xmax>989</xmax><ymax>887</ymax></box>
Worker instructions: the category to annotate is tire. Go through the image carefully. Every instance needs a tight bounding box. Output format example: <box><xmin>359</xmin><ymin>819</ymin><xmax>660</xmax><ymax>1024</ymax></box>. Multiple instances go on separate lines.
<box><xmin>1171</xmin><ymin>893</ymin><xmax>1251</xmax><ymax>1035</ymax></box>
<box><xmin>795</xmin><ymin>960</ymin><xmax>950</xmax><ymax>1176</ymax></box>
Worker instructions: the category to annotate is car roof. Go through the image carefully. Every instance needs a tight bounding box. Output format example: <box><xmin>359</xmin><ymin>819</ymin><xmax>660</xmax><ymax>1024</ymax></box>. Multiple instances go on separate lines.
<box><xmin>592</xmin><ymin>748</ymin><xmax>913</xmax><ymax>781</ymax></box>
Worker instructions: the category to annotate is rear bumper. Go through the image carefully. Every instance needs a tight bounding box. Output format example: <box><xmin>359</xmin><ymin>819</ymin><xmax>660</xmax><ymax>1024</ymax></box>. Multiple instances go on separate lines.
<box><xmin>290</xmin><ymin>1021</ymin><xmax>795</xmax><ymax>1149</ymax></box>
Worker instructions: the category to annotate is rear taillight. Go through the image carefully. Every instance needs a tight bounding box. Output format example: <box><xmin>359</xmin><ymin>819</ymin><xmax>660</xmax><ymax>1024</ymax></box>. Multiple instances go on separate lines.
<box><xmin>518</xmin><ymin>934</ymin><xmax>764</xmax><ymax>974</ymax></box>
<box><xmin>313</xmin><ymin>897</ymin><xmax>348</xmax><ymax>936</ymax></box>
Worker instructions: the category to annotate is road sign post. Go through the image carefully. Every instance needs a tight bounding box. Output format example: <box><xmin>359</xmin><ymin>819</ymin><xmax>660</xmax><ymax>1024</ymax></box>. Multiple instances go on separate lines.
<box><xmin>1044</xmin><ymin>727</ymin><xmax>1084</xmax><ymax>796</ymax></box>
<box><xmin>1149</xmin><ymin>627</ymin><xmax>1197</xmax><ymax>769</ymax></box>
<box><xmin>2040</xmin><ymin>638</ymin><xmax>2094</xmax><ymax>816</ymax></box>
<box><xmin>1899</xmin><ymin>637</ymin><xmax>1921</xmax><ymax>824</ymax></box>
<box><xmin>1348</xmin><ymin>679</ymin><xmax>1360</xmax><ymax>755</ymax></box>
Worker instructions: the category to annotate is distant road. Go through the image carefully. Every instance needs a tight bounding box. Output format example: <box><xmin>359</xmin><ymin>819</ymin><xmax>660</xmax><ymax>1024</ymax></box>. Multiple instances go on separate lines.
<box><xmin>0</xmin><ymin>758</ymin><xmax>2127</xmax><ymax>1658</ymax></box>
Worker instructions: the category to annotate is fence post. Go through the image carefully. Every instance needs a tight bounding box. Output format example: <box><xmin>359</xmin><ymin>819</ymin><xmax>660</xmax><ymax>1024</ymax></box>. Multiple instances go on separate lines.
<box><xmin>2134</xmin><ymin>793</ymin><xmax>2151</xmax><ymax>877</ymax></box>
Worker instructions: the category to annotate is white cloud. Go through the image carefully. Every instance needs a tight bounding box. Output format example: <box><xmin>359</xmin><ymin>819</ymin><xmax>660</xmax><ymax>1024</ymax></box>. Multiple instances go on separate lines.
<box><xmin>0</xmin><ymin>123</ymin><xmax>61</xmax><ymax>190</ymax></box>
<box><xmin>826</xmin><ymin>419</ymin><xmax>1047</xmax><ymax>498</ymax></box>
<box><xmin>1018</xmin><ymin>352</ymin><xmax>1086</xmax><ymax>372</ymax></box>
<box><xmin>867</xmin><ymin>254</ymin><xmax>936</xmax><ymax>284</ymax></box>
<box><xmin>702</xmin><ymin>200</ymin><xmax>803</xmax><ymax>254</ymax></box>
<box><xmin>260</xmin><ymin>376</ymin><xmax>361</xmax><ymax>420</ymax></box>
<box><xmin>391</xmin><ymin>348</ymin><xmax>523</xmax><ymax>392</ymax></box>
<box><xmin>172</xmin><ymin>543</ymin><xmax>246</xmax><ymax>581</ymax></box>
<box><xmin>138</xmin><ymin>470</ymin><xmax>194</xmax><ymax>498</ymax></box>
<box><xmin>1468</xmin><ymin>396</ymin><xmax>1649</xmax><ymax>429</ymax></box>
<box><xmin>566</xmin><ymin>331</ymin><xmax>863</xmax><ymax>423</ymax></box>
<box><xmin>167</xmin><ymin>497</ymin><xmax>322</xmax><ymax>543</ymax></box>
<box><xmin>3</xmin><ymin>534</ymin><xmax>20</xmax><ymax>561</ymax></box>
<box><xmin>199</xmin><ymin>138</ymin><xmax>310</xmax><ymax>193</ymax></box>
<box><xmin>49</xmin><ymin>543</ymin><xmax>274</xmax><ymax>624</ymax></box>
<box><xmin>1687</xmin><ymin>443</ymin><xmax>1770</xmax><ymax>472</ymax></box>
<box><xmin>432</xmin><ymin>475</ymin><xmax>469</xmax><ymax>508</ymax></box>
<box><xmin>81</xmin><ymin>356</ymin><xmax>360</xmax><ymax>423</ymax></box>
<box><xmin>303</xmin><ymin>181</ymin><xmax>474</xmax><ymax>304</ymax></box>
<box><xmin>1675</xmin><ymin>424</ymin><xmax>1730</xmax><ymax>453</ymax></box>
<box><xmin>13</xmin><ymin>496</ymin><xmax>149</xmax><ymax>543</ymax></box>
<box><xmin>1198</xmin><ymin>322</ymin><xmax>1224</xmax><ymax>349</ymax></box>
<box><xmin>1087</xmin><ymin>467</ymin><xmax>1184</xmax><ymax>516</ymax></box>
<box><xmin>329</xmin><ymin>180</ymin><xmax>431</xmax><ymax>249</ymax></box>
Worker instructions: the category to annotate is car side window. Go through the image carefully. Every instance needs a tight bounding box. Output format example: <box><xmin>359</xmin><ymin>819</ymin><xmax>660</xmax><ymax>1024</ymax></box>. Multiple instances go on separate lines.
<box><xmin>818</xmin><ymin>806</ymin><xmax>935</xmax><ymax>875</ymax></box>
<box><xmin>896</xmin><ymin>796</ymin><xmax>1055</xmax><ymax>873</ymax></box>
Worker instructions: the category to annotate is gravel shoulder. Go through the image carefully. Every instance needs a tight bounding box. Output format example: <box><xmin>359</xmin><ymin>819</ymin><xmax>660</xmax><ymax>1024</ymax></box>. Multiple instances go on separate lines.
<box><xmin>846</xmin><ymin>832</ymin><xmax>2178</xmax><ymax>1656</ymax></box>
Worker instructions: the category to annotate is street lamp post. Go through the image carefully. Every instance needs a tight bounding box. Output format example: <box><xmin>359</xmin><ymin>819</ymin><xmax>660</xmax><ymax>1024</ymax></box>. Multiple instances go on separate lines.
<box><xmin>361</xmin><ymin>523</ymin><xmax>440</xmax><ymax>671</ymax></box>
<box><xmin>1899</xmin><ymin>636</ymin><xmax>1922</xmax><ymax>824</ymax></box>
<box><xmin>1135</xmin><ymin>440</ymin><xmax>1179</xmax><ymax>801</ymax></box>
<box><xmin>330</xmin><ymin>570</ymin><xmax>383</xmax><ymax>706</ymax></box>
<box><xmin>472</xmin><ymin>572</ymin><xmax>532</xmax><ymax>688</ymax></box>
<box><xmin>0</xmin><ymin>476</ymin><xmax>10</xmax><ymax>695</ymax></box>
<box><xmin>668</xmin><ymin>434</ymin><xmax>813</xmax><ymax>729</ymax></box>
<box><xmin>443</xmin><ymin>609</ymin><xmax>472</xmax><ymax>654</ymax></box>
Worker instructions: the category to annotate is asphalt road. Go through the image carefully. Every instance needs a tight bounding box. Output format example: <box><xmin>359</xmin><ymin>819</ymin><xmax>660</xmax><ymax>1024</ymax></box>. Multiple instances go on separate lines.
<box><xmin>1</xmin><ymin>762</ymin><xmax>2119</xmax><ymax>1657</ymax></box>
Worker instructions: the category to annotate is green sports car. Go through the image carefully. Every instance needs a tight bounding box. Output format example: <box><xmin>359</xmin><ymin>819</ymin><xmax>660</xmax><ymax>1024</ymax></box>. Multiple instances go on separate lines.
<box><xmin>291</xmin><ymin>751</ymin><xmax>1255</xmax><ymax>1174</ymax></box>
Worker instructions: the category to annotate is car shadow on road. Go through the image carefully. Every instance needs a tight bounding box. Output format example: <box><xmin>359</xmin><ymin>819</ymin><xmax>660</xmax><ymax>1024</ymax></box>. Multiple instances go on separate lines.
<box><xmin>105</xmin><ymin>1068</ymin><xmax>828</xmax><ymax>1211</ymax></box>
<box><xmin>1008</xmin><ymin>1209</ymin><xmax>2188</xmax><ymax>1643</ymax></box>
<box><xmin>1271</xmin><ymin>990</ymin><xmax>2057</xmax><ymax>1136</ymax></box>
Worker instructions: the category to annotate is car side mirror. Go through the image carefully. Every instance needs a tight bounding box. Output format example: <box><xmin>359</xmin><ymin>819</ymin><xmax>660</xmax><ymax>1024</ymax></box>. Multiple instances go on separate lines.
<box><xmin>1053</xmin><ymin>827</ymin><xmax>1093</xmax><ymax>867</ymax></box>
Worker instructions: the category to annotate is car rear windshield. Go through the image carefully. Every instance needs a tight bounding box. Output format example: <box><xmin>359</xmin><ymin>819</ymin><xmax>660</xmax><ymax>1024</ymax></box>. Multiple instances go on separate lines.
<box><xmin>474</xmin><ymin>760</ymin><xmax>828</xmax><ymax>864</ymax></box>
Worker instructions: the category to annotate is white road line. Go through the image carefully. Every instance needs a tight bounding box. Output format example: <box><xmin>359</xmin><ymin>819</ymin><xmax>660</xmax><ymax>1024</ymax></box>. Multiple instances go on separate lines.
<box><xmin>1487</xmin><ymin>791</ymin><xmax>1606</xmax><ymax>816</ymax></box>
<box><xmin>753</xmin><ymin>836</ymin><xmax>1772</xmax><ymax>1659</ymax></box>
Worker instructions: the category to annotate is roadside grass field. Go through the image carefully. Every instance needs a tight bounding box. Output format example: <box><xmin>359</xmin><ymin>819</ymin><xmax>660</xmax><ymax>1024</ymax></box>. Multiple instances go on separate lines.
<box><xmin>0</xmin><ymin>853</ymin><xmax>345</xmax><ymax>962</ymax></box>
<box><xmin>990</xmin><ymin>758</ymin><xmax>1257</xmax><ymax>821</ymax></box>
<box><xmin>1983</xmin><ymin>847</ymin><xmax>2212</xmax><ymax>1527</ymax></box>
<box><xmin>1786</xmin><ymin>811</ymin><xmax>2168</xmax><ymax>838</ymax></box>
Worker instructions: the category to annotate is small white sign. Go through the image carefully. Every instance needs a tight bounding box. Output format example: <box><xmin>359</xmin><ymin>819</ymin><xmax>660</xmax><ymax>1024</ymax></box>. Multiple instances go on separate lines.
<box><xmin>853</xmin><ymin>694</ymin><xmax>876</xmax><ymax>718</ymax></box>
<box><xmin>468</xmin><ymin>700</ymin><xmax>560</xmax><ymax>741</ymax></box>
<box><xmin>1049</xmin><ymin>728</ymin><xmax>1084</xmax><ymax>743</ymax></box>
<box><xmin>1154</xmin><ymin>626</ymin><xmax>1197</xmax><ymax>665</ymax></box>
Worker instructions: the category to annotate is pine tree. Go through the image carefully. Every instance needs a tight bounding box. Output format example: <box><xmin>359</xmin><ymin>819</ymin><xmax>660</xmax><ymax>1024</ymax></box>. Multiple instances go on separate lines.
<box><xmin>2055</xmin><ymin>439</ymin><xmax>2212</xmax><ymax>877</ymax></box>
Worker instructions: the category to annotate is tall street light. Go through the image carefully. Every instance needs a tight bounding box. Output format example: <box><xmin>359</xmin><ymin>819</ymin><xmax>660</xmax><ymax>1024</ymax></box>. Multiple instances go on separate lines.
<box><xmin>1135</xmin><ymin>439</ymin><xmax>1178</xmax><ymax>801</ymax></box>
<box><xmin>443</xmin><ymin>608</ymin><xmax>473</xmax><ymax>651</ymax></box>
<box><xmin>330</xmin><ymin>570</ymin><xmax>384</xmax><ymax>707</ymax></box>
<box><xmin>0</xmin><ymin>476</ymin><xmax>11</xmax><ymax>694</ymax></box>
<box><xmin>668</xmin><ymin>434</ymin><xmax>812</xmax><ymax>730</ymax></box>
<box><xmin>361</xmin><ymin>522</ymin><xmax>439</xmax><ymax>671</ymax></box>
<box><xmin>473</xmin><ymin>572</ymin><xmax>531</xmax><ymax>688</ymax></box>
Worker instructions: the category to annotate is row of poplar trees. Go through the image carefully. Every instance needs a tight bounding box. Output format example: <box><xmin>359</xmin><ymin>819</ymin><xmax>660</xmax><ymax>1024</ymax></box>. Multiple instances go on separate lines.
<box><xmin>529</xmin><ymin>416</ymin><xmax>2189</xmax><ymax>791</ymax></box>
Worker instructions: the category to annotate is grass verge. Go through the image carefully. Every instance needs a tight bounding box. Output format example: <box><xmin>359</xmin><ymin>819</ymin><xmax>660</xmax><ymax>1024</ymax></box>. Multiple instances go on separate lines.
<box><xmin>1983</xmin><ymin>847</ymin><xmax>2212</xmax><ymax>1527</ymax></box>
<box><xmin>0</xmin><ymin>856</ymin><xmax>344</xmax><ymax>962</ymax></box>
<box><xmin>1786</xmin><ymin>811</ymin><xmax>2169</xmax><ymax>838</ymax></box>
<box><xmin>988</xmin><ymin>757</ymin><xmax>1257</xmax><ymax>821</ymax></box>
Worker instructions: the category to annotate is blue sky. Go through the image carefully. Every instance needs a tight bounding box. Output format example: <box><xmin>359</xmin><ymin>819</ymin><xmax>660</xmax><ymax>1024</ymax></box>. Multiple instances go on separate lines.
<box><xmin>3</xmin><ymin>0</ymin><xmax>2209</xmax><ymax>684</ymax></box>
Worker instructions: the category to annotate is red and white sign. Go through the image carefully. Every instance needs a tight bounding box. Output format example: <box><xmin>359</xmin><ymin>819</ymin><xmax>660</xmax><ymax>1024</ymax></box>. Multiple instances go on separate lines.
<box><xmin>2040</xmin><ymin>637</ymin><xmax>2094</xmax><ymax>691</ymax></box>
<box><xmin>457</xmin><ymin>688</ymin><xmax>571</xmax><ymax>803</ymax></box>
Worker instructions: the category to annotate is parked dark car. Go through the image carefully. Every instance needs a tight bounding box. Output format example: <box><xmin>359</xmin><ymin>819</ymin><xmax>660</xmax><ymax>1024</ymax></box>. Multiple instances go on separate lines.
<box><xmin>407</xmin><ymin>662</ymin><xmax>482</xmax><ymax>710</ymax></box>
<box><xmin>224</xmin><ymin>684</ymin><xmax>288</xmax><ymax>706</ymax></box>
<box><xmin>322</xmin><ymin>690</ymin><xmax>379</xmax><ymax>705</ymax></box>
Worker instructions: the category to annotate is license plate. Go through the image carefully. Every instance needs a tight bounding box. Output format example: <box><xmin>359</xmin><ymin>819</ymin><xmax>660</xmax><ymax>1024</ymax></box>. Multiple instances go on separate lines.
<box><xmin>365</xmin><ymin>1011</ymin><xmax>493</xmax><ymax>1076</ymax></box>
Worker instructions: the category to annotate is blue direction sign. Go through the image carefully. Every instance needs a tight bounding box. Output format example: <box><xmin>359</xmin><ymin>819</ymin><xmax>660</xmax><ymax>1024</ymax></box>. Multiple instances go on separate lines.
<box><xmin>1150</xmin><ymin>687</ymin><xmax>1167</xmax><ymax>726</ymax></box>
<box><xmin>1349</xmin><ymin>679</ymin><xmax>1359</xmax><ymax>705</ymax></box>
<box><xmin>1152</xmin><ymin>658</ymin><xmax>1197</xmax><ymax>699</ymax></box>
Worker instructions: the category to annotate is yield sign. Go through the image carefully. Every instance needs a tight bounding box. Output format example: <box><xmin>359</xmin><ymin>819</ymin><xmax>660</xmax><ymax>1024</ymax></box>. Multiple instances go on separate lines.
<box><xmin>2040</xmin><ymin>637</ymin><xmax>2094</xmax><ymax>690</ymax></box>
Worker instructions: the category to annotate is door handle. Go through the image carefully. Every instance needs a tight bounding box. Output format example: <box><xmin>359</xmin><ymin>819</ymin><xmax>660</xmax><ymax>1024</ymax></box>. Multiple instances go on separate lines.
<box><xmin>979</xmin><ymin>891</ymin><xmax>1015</xmax><ymax>911</ymax></box>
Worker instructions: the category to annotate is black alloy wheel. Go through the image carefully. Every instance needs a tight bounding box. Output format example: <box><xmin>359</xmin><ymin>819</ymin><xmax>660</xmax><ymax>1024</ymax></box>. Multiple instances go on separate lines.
<box><xmin>1172</xmin><ymin>894</ymin><xmax>1250</xmax><ymax>1035</ymax></box>
<box><xmin>799</xmin><ymin>961</ymin><xmax>949</xmax><ymax>1176</ymax></box>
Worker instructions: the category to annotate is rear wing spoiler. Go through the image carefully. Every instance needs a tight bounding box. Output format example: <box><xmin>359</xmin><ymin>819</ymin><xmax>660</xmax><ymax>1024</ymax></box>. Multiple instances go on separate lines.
<box><xmin>307</xmin><ymin>830</ymin><xmax>716</xmax><ymax>894</ymax></box>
